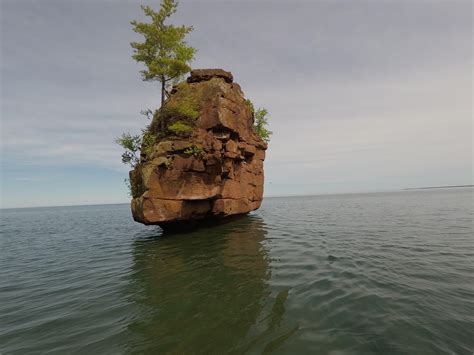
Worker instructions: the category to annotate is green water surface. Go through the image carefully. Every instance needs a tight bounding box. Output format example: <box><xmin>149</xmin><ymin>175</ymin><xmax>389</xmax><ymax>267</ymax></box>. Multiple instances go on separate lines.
<box><xmin>1</xmin><ymin>188</ymin><xmax>473</xmax><ymax>354</ymax></box>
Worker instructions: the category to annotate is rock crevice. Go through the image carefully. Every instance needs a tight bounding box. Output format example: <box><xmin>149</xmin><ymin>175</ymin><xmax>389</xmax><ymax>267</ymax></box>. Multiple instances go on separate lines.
<box><xmin>130</xmin><ymin>69</ymin><xmax>267</xmax><ymax>228</ymax></box>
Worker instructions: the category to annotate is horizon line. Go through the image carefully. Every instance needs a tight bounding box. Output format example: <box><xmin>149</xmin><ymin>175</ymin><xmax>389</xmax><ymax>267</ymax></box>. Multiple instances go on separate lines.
<box><xmin>1</xmin><ymin>185</ymin><xmax>472</xmax><ymax>210</ymax></box>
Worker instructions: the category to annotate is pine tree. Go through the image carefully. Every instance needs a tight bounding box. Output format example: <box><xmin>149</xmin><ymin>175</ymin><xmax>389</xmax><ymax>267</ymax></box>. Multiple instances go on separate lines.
<box><xmin>130</xmin><ymin>1</ymin><xmax>196</xmax><ymax>108</ymax></box>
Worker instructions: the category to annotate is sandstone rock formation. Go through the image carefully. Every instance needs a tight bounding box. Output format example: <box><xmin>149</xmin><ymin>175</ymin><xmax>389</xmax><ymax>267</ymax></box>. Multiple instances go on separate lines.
<box><xmin>129</xmin><ymin>69</ymin><xmax>267</xmax><ymax>228</ymax></box>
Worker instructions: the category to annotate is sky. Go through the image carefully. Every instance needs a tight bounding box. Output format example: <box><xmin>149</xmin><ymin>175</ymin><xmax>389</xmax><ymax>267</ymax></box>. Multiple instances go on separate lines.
<box><xmin>1</xmin><ymin>0</ymin><xmax>472</xmax><ymax>208</ymax></box>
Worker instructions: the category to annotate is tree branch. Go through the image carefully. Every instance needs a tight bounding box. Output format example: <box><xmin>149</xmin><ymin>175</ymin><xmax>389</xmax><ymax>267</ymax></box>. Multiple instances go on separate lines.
<box><xmin>164</xmin><ymin>73</ymin><xmax>180</xmax><ymax>82</ymax></box>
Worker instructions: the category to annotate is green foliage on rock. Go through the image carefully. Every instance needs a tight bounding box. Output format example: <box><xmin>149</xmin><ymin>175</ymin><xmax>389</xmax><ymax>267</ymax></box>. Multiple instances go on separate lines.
<box><xmin>149</xmin><ymin>81</ymin><xmax>204</xmax><ymax>134</ymax></box>
<box><xmin>244</xmin><ymin>98</ymin><xmax>254</xmax><ymax>112</ymax></box>
<box><xmin>124</xmin><ymin>177</ymin><xmax>139</xmax><ymax>197</ymax></box>
<box><xmin>245</xmin><ymin>99</ymin><xmax>272</xmax><ymax>143</ymax></box>
<box><xmin>184</xmin><ymin>145</ymin><xmax>205</xmax><ymax>158</ymax></box>
<box><xmin>254</xmin><ymin>108</ymin><xmax>272</xmax><ymax>143</ymax></box>
<box><xmin>115</xmin><ymin>133</ymin><xmax>141</xmax><ymax>167</ymax></box>
<box><xmin>130</xmin><ymin>0</ymin><xmax>196</xmax><ymax>107</ymax></box>
<box><xmin>162</xmin><ymin>101</ymin><xmax>199</xmax><ymax>121</ymax></box>
<box><xmin>174</xmin><ymin>102</ymin><xmax>199</xmax><ymax>120</ymax></box>
<box><xmin>168</xmin><ymin>121</ymin><xmax>193</xmax><ymax>136</ymax></box>
<box><xmin>166</xmin><ymin>82</ymin><xmax>203</xmax><ymax>119</ymax></box>
<box><xmin>141</xmin><ymin>129</ymin><xmax>156</xmax><ymax>157</ymax></box>
<box><xmin>115</xmin><ymin>129</ymin><xmax>157</xmax><ymax>168</ymax></box>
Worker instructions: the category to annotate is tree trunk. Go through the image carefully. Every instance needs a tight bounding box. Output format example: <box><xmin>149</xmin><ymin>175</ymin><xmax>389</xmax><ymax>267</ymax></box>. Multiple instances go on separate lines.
<box><xmin>160</xmin><ymin>79</ymin><xmax>165</xmax><ymax>132</ymax></box>
<box><xmin>161</xmin><ymin>80</ymin><xmax>165</xmax><ymax>107</ymax></box>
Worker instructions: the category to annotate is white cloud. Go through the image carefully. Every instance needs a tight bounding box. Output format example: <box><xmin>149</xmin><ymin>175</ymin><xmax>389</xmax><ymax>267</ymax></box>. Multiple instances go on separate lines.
<box><xmin>1</xmin><ymin>0</ymin><xmax>472</xmax><ymax>206</ymax></box>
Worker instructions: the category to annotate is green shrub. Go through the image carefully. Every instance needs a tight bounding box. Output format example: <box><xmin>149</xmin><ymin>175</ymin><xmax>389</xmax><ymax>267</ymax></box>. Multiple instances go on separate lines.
<box><xmin>141</xmin><ymin>129</ymin><xmax>156</xmax><ymax>157</ymax></box>
<box><xmin>184</xmin><ymin>145</ymin><xmax>205</xmax><ymax>158</ymax></box>
<box><xmin>115</xmin><ymin>129</ymin><xmax>158</xmax><ymax>167</ymax></box>
<box><xmin>162</xmin><ymin>102</ymin><xmax>198</xmax><ymax>121</ymax></box>
<box><xmin>149</xmin><ymin>81</ymin><xmax>209</xmax><ymax>135</ymax></box>
<box><xmin>115</xmin><ymin>133</ymin><xmax>141</xmax><ymax>167</ymax></box>
<box><xmin>245</xmin><ymin>98</ymin><xmax>255</xmax><ymax>113</ymax></box>
<box><xmin>126</xmin><ymin>176</ymin><xmax>141</xmax><ymax>197</ymax></box>
<box><xmin>124</xmin><ymin>177</ymin><xmax>139</xmax><ymax>197</ymax></box>
<box><xmin>168</xmin><ymin>121</ymin><xmax>193</xmax><ymax>136</ymax></box>
<box><xmin>253</xmin><ymin>108</ymin><xmax>272</xmax><ymax>143</ymax></box>
<box><xmin>163</xmin><ymin>83</ymin><xmax>202</xmax><ymax>121</ymax></box>
<box><xmin>175</xmin><ymin>101</ymin><xmax>199</xmax><ymax>119</ymax></box>
<box><xmin>245</xmin><ymin>99</ymin><xmax>272</xmax><ymax>143</ymax></box>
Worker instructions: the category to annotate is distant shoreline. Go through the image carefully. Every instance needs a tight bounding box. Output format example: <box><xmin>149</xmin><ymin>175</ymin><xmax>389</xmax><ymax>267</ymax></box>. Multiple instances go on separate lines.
<box><xmin>404</xmin><ymin>185</ymin><xmax>473</xmax><ymax>191</ymax></box>
<box><xmin>3</xmin><ymin>186</ymin><xmax>472</xmax><ymax>210</ymax></box>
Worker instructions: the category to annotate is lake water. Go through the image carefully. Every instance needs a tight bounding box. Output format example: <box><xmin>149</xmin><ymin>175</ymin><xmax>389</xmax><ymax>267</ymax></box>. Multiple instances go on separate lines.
<box><xmin>1</xmin><ymin>188</ymin><xmax>473</xmax><ymax>354</ymax></box>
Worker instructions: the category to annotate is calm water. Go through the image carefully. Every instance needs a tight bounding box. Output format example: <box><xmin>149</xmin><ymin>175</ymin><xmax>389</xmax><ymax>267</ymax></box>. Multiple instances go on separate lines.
<box><xmin>1</xmin><ymin>189</ymin><xmax>473</xmax><ymax>354</ymax></box>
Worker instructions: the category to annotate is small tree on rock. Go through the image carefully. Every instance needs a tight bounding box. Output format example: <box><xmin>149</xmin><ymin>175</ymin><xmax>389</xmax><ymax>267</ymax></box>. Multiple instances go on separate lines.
<box><xmin>246</xmin><ymin>100</ymin><xmax>272</xmax><ymax>143</ymax></box>
<box><xmin>115</xmin><ymin>133</ymin><xmax>141</xmax><ymax>168</ymax></box>
<box><xmin>254</xmin><ymin>108</ymin><xmax>272</xmax><ymax>143</ymax></box>
<box><xmin>130</xmin><ymin>1</ymin><xmax>196</xmax><ymax>108</ymax></box>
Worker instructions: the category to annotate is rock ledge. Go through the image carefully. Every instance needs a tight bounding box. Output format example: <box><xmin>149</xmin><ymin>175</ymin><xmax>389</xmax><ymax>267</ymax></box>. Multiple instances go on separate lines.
<box><xmin>187</xmin><ymin>68</ymin><xmax>233</xmax><ymax>84</ymax></box>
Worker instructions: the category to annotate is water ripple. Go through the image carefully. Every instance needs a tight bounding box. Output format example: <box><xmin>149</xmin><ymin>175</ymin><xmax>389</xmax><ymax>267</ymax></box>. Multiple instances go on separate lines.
<box><xmin>1</xmin><ymin>189</ymin><xmax>473</xmax><ymax>354</ymax></box>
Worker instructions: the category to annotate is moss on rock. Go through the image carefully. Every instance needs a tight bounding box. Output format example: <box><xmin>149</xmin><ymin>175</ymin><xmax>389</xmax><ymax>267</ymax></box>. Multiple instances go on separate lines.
<box><xmin>168</xmin><ymin>121</ymin><xmax>193</xmax><ymax>137</ymax></box>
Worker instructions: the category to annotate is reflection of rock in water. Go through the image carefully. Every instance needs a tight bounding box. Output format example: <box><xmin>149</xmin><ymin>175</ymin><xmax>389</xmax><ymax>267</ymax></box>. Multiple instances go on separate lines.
<box><xmin>128</xmin><ymin>216</ymin><xmax>271</xmax><ymax>353</ymax></box>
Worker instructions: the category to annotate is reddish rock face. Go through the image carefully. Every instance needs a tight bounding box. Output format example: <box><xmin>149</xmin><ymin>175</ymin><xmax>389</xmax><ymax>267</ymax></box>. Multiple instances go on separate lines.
<box><xmin>187</xmin><ymin>69</ymin><xmax>233</xmax><ymax>84</ymax></box>
<box><xmin>130</xmin><ymin>69</ymin><xmax>267</xmax><ymax>228</ymax></box>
